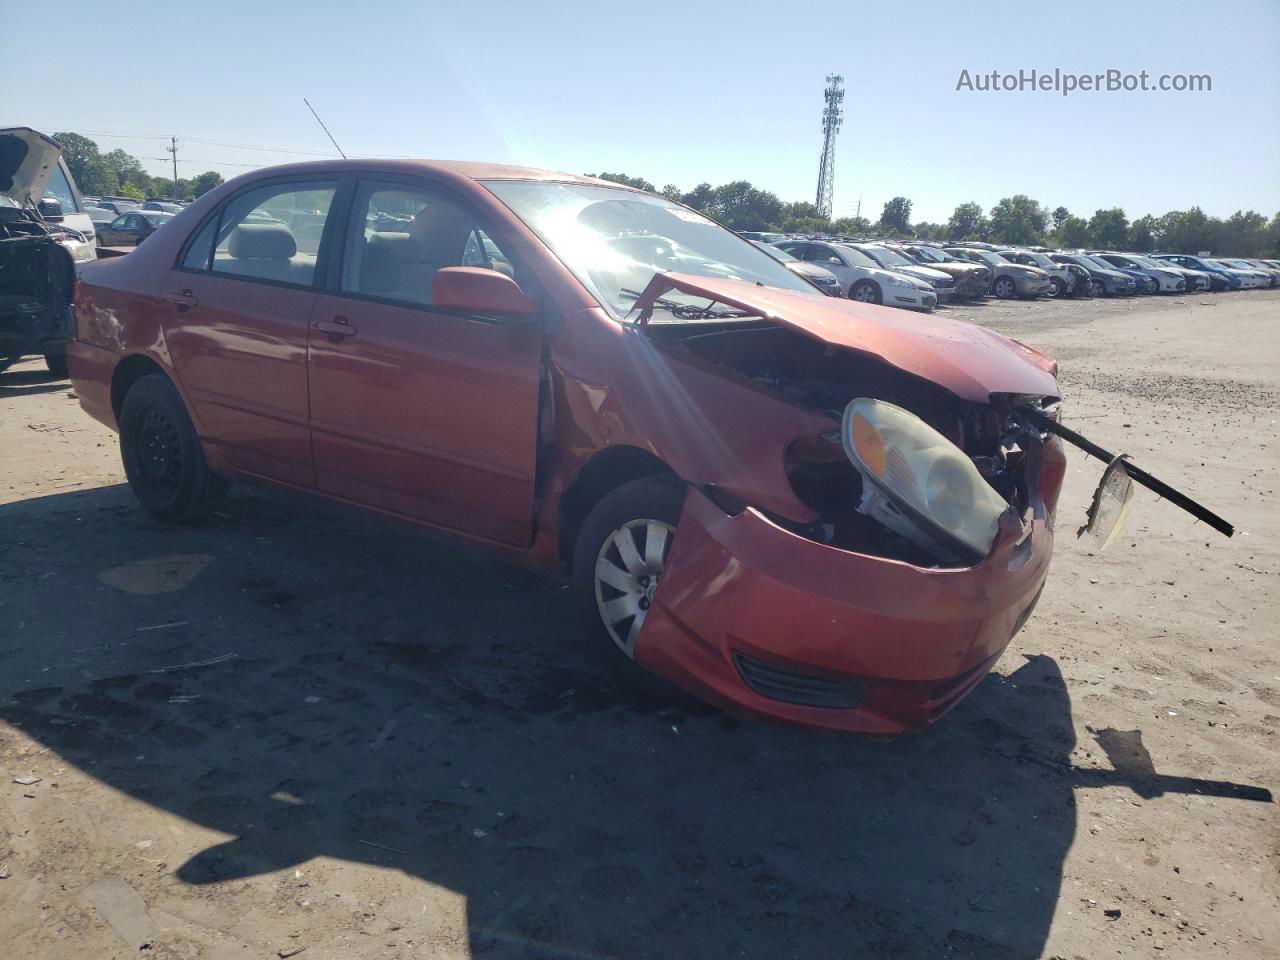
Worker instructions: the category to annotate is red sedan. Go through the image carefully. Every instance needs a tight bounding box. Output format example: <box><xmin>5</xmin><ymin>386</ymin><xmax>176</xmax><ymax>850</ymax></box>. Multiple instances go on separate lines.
<box><xmin>68</xmin><ymin>160</ymin><xmax>1066</xmax><ymax>734</ymax></box>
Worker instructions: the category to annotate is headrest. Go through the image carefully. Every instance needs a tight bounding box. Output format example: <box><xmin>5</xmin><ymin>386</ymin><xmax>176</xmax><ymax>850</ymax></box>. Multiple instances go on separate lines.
<box><xmin>359</xmin><ymin>239</ymin><xmax>402</xmax><ymax>294</ymax></box>
<box><xmin>368</xmin><ymin>231</ymin><xmax>422</xmax><ymax>262</ymax></box>
<box><xmin>228</xmin><ymin>223</ymin><xmax>296</xmax><ymax>260</ymax></box>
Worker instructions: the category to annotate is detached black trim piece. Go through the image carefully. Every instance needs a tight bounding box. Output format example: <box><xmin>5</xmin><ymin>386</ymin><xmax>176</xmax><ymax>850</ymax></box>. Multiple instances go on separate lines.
<box><xmin>1017</xmin><ymin>406</ymin><xmax>1234</xmax><ymax>538</ymax></box>
<box><xmin>734</xmin><ymin>653</ymin><xmax>867</xmax><ymax>710</ymax></box>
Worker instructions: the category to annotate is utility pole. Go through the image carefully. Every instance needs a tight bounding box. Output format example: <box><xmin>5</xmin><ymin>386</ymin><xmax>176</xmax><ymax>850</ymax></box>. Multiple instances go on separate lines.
<box><xmin>166</xmin><ymin>136</ymin><xmax>179</xmax><ymax>195</ymax></box>
<box><xmin>855</xmin><ymin>194</ymin><xmax>862</xmax><ymax>221</ymax></box>
<box><xmin>814</xmin><ymin>74</ymin><xmax>844</xmax><ymax>219</ymax></box>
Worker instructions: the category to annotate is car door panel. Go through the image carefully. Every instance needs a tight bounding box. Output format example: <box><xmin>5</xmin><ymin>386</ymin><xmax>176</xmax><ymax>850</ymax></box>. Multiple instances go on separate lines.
<box><xmin>305</xmin><ymin>178</ymin><xmax>543</xmax><ymax>546</ymax></box>
<box><xmin>161</xmin><ymin>273</ymin><xmax>317</xmax><ymax>487</ymax></box>
<box><xmin>307</xmin><ymin>296</ymin><xmax>542</xmax><ymax>544</ymax></box>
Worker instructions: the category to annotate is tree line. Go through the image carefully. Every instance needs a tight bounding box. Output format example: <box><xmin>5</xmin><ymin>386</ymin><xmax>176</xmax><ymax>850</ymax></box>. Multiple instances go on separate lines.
<box><xmin>53</xmin><ymin>132</ymin><xmax>225</xmax><ymax>202</ymax></box>
<box><xmin>588</xmin><ymin>172</ymin><xmax>1280</xmax><ymax>257</ymax></box>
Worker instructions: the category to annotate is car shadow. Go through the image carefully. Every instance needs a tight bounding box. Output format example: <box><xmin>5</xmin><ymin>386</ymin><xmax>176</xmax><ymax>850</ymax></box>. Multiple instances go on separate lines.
<box><xmin>0</xmin><ymin>484</ymin><xmax>1270</xmax><ymax>958</ymax></box>
<box><xmin>0</xmin><ymin>365</ymin><xmax>67</xmax><ymax>397</ymax></box>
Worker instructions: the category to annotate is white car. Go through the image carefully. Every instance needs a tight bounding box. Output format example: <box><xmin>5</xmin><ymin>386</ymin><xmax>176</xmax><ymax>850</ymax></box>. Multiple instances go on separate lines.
<box><xmin>1095</xmin><ymin>253</ymin><xmax>1186</xmax><ymax>293</ymax></box>
<box><xmin>850</xmin><ymin>243</ymin><xmax>957</xmax><ymax>301</ymax></box>
<box><xmin>1220</xmin><ymin>258</ymin><xmax>1280</xmax><ymax>288</ymax></box>
<box><xmin>1209</xmin><ymin>259</ymin><xmax>1269</xmax><ymax>288</ymax></box>
<box><xmin>775</xmin><ymin>239</ymin><xmax>938</xmax><ymax>312</ymax></box>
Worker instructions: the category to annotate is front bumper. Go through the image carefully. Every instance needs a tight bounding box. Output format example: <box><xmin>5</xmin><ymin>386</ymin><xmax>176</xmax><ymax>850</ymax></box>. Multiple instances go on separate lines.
<box><xmin>888</xmin><ymin>286</ymin><xmax>937</xmax><ymax>311</ymax></box>
<box><xmin>1016</xmin><ymin>276</ymin><xmax>1053</xmax><ymax>296</ymax></box>
<box><xmin>637</xmin><ymin>471</ymin><xmax>1059</xmax><ymax>735</ymax></box>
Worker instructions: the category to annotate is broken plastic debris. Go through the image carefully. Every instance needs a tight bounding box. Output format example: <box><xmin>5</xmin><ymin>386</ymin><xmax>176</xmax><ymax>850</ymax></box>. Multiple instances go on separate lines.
<box><xmin>1079</xmin><ymin>455</ymin><xmax>1135</xmax><ymax>552</ymax></box>
<box><xmin>13</xmin><ymin>776</ymin><xmax>40</xmax><ymax>785</ymax></box>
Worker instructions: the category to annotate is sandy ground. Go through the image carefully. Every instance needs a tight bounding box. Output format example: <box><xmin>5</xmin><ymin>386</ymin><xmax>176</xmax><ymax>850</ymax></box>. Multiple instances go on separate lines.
<box><xmin>0</xmin><ymin>290</ymin><xmax>1277</xmax><ymax>960</ymax></box>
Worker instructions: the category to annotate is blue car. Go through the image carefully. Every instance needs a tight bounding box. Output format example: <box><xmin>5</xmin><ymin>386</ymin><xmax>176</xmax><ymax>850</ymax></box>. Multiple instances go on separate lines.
<box><xmin>1150</xmin><ymin>254</ymin><xmax>1240</xmax><ymax>291</ymax></box>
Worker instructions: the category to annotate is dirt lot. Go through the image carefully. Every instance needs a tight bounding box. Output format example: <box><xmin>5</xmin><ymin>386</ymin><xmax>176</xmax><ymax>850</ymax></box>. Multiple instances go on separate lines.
<box><xmin>1</xmin><ymin>290</ymin><xmax>1277</xmax><ymax>960</ymax></box>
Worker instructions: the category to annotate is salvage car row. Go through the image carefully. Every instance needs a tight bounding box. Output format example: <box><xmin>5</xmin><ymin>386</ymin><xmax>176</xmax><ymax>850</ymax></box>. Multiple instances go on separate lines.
<box><xmin>743</xmin><ymin>233</ymin><xmax>1280</xmax><ymax>313</ymax></box>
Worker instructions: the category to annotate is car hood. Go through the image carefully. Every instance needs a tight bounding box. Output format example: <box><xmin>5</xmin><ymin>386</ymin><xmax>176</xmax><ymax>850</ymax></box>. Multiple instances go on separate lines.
<box><xmin>633</xmin><ymin>272</ymin><xmax>1060</xmax><ymax>403</ymax></box>
<box><xmin>787</xmin><ymin>262</ymin><xmax>837</xmax><ymax>281</ymax></box>
<box><xmin>0</xmin><ymin>127</ymin><xmax>62</xmax><ymax>207</ymax></box>
<box><xmin>890</xmin><ymin>264</ymin><xmax>951</xmax><ymax>283</ymax></box>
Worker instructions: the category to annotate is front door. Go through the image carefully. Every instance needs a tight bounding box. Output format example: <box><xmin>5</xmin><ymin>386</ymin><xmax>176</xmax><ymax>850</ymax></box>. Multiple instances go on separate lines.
<box><xmin>306</xmin><ymin>177</ymin><xmax>544</xmax><ymax>546</ymax></box>
<box><xmin>160</xmin><ymin>177</ymin><xmax>340</xmax><ymax>488</ymax></box>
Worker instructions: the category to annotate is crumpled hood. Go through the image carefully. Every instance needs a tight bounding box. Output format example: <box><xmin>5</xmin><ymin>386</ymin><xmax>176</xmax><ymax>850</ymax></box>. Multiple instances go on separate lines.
<box><xmin>0</xmin><ymin>128</ymin><xmax>62</xmax><ymax>207</ymax></box>
<box><xmin>634</xmin><ymin>272</ymin><xmax>1060</xmax><ymax>404</ymax></box>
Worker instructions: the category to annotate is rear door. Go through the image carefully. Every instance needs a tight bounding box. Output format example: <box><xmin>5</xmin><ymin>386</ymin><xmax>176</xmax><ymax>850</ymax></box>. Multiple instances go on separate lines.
<box><xmin>305</xmin><ymin>176</ymin><xmax>544</xmax><ymax>546</ymax></box>
<box><xmin>159</xmin><ymin>176</ymin><xmax>341</xmax><ymax>487</ymax></box>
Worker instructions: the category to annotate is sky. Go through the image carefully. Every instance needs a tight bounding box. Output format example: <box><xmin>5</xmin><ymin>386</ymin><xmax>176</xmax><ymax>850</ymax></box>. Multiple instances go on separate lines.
<box><xmin>8</xmin><ymin>0</ymin><xmax>1279</xmax><ymax>224</ymax></box>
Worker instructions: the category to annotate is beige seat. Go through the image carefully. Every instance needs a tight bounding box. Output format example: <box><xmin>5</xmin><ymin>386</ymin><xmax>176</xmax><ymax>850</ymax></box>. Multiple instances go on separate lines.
<box><xmin>217</xmin><ymin>223</ymin><xmax>316</xmax><ymax>285</ymax></box>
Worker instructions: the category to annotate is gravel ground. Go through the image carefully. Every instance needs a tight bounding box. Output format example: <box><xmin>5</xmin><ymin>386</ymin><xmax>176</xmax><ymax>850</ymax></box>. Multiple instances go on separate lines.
<box><xmin>1</xmin><ymin>290</ymin><xmax>1277</xmax><ymax>960</ymax></box>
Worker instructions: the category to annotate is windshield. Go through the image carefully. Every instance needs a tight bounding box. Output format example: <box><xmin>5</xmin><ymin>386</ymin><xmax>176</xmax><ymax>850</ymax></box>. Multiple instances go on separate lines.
<box><xmin>832</xmin><ymin>244</ymin><xmax>879</xmax><ymax>269</ymax></box>
<box><xmin>909</xmin><ymin>247</ymin><xmax>950</xmax><ymax>263</ymax></box>
<box><xmin>965</xmin><ymin>250</ymin><xmax>1009</xmax><ymax>266</ymax></box>
<box><xmin>752</xmin><ymin>240</ymin><xmax>795</xmax><ymax>261</ymax></box>
<box><xmin>1082</xmin><ymin>255</ymin><xmax>1118</xmax><ymax>271</ymax></box>
<box><xmin>481</xmin><ymin>181</ymin><xmax>815</xmax><ymax>319</ymax></box>
<box><xmin>1020</xmin><ymin>252</ymin><xmax>1054</xmax><ymax>268</ymax></box>
<box><xmin>861</xmin><ymin>245</ymin><xmax>914</xmax><ymax>268</ymax></box>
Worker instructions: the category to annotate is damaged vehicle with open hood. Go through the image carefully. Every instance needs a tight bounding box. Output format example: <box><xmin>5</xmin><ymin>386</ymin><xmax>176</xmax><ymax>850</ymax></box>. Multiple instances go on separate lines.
<box><xmin>66</xmin><ymin>160</ymin><xmax>1231</xmax><ymax>734</ymax></box>
<box><xmin>1</xmin><ymin>128</ymin><xmax>84</xmax><ymax>376</ymax></box>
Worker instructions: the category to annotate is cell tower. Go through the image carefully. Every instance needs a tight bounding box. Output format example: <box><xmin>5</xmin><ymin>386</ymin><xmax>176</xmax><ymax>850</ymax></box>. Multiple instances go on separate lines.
<box><xmin>815</xmin><ymin>74</ymin><xmax>844</xmax><ymax>219</ymax></box>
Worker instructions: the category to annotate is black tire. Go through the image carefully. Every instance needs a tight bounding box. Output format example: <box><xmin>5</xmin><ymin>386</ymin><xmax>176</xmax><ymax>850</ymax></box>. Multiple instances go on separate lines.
<box><xmin>850</xmin><ymin>280</ymin><xmax>881</xmax><ymax>304</ymax></box>
<box><xmin>1047</xmin><ymin>277</ymin><xmax>1065</xmax><ymax>298</ymax></box>
<box><xmin>1090</xmin><ymin>278</ymin><xmax>1105</xmax><ymax>298</ymax></box>
<box><xmin>119</xmin><ymin>374</ymin><xmax>228</xmax><ymax>522</ymax></box>
<box><xmin>993</xmin><ymin>276</ymin><xmax>1017</xmax><ymax>299</ymax></box>
<box><xmin>572</xmin><ymin>475</ymin><xmax>686</xmax><ymax>689</ymax></box>
<box><xmin>44</xmin><ymin>351</ymin><xmax>69</xmax><ymax>378</ymax></box>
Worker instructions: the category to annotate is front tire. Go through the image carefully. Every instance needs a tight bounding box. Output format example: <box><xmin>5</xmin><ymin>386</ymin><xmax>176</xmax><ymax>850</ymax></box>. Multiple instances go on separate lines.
<box><xmin>993</xmin><ymin>276</ymin><xmax>1017</xmax><ymax>299</ymax></box>
<box><xmin>572</xmin><ymin>476</ymin><xmax>685</xmax><ymax>684</ymax></box>
<box><xmin>119</xmin><ymin>374</ymin><xmax>228</xmax><ymax>522</ymax></box>
<box><xmin>1090</xmin><ymin>278</ymin><xmax>1105</xmax><ymax>297</ymax></box>
<box><xmin>850</xmin><ymin>280</ymin><xmax>881</xmax><ymax>304</ymax></box>
<box><xmin>1047</xmin><ymin>277</ymin><xmax>1065</xmax><ymax>298</ymax></box>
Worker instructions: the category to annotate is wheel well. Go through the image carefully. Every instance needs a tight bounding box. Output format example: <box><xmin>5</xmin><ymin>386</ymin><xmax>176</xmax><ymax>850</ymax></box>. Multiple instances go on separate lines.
<box><xmin>111</xmin><ymin>354</ymin><xmax>167</xmax><ymax>418</ymax></box>
<box><xmin>558</xmin><ymin>446</ymin><xmax>675</xmax><ymax>566</ymax></box>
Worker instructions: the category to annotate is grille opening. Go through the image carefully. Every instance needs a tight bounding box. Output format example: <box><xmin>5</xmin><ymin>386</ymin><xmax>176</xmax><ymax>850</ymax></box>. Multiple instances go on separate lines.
<box><xmin>734</xmin><ymin>653</ymin><xmax>867</xmax><ymax>710</ymax></box>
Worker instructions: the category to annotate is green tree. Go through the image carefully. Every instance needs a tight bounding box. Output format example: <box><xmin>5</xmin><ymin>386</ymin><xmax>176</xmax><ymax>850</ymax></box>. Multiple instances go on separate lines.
<box><xmin>1088</xmin><ymin>208</ymin><xmax>1129</xmax><ymax>249</ymax></box>
<box><xmin>1128</xmin><ymin>215</ymin><xmax>1158</xmax><ymax>252</ymax></box>
<box><xmin>681</xmin><ymin>183</ymin><xmax>715</xmax><ymax>212</ymax></box>
<box><xmin>1056</xmin><ymin>216</ymin><xmax>1091</xmax><ymax>248</ymax></box>
<box><xmin>830</xmin><ymin>216</ymin><xmax>871</xmax><ymax>236</ymax></box>
<box><xmin>585</xmin><ymin>172</ymin><xmax>655</xmax><ymax>192</ymax></box>
<box><xmin>1051</xmin><ymin>206</ymin><xmax>1071</xmax><ymax>231</ymax></box>
<box><xmin>878</xmin><ymin>196</ymin><xmax>913</xmax><ymax>235</ymax></box>
<box><xmin>659</xmin><ymin>184</ymin><xmax>682</xmax><ymax>202</ymax></box>
<box><xmin>189</xmin><ymin>171</ymin><xmax>224</xmax><ymax>198</ymax></box>
<box><xmin>945</xmin><ymin>202</ymin><xmax>985</xmax><ymax>240</ymax></box>
<box><xmin>705</xmin><ymin>181</ymin><xmax>782</xmax><ymax>231</ymax></box>
<box><xmin>912</xmin><ymin>222</ymin><xmax>944</xmax><ymax>241</ymax></box>
<box><xmin>51</xmin><ymin>132</ymin><xmax>100</xmax><ymax>182</ymax></box>
<box><xmin>987</xmin><ymin>195</ymin><xmax>1048</xmax><ymax>246</ymax></box>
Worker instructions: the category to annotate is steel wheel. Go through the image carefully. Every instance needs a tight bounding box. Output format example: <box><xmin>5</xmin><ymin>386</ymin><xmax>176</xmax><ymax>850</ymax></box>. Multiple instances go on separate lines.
<box><xmin>593</xmin><ymin>518</ymin><xmax>675</xmax><ymax>657</ymax></box>
<box><xmin>135</xmin><ymin>405</ymin><xmax>183</xmax><ymax>496</ymax></box>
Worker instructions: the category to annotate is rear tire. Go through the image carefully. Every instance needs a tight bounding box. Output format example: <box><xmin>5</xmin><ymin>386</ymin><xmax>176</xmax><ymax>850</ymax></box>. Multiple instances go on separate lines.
<box><xmin>119</xmin><ymin>374</ymin><xmax>228</xmax><ymax>522</ymax></box>
<box><xmin>44</xmin><ymin>351</ymin><xmax>69</xmax><ymax>378</ymax></box>
<box><xmin>572</xmin><ymin>476</ymin><xmax>686</xmax><ymax>691</ymax></box>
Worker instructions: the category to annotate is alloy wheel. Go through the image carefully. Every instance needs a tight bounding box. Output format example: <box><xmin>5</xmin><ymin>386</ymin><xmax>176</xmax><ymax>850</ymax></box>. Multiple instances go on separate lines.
<box><xmin>995</xmin><ymin>278</ymin><xmax>1015</xmax><ymax>298</ymax></box>
<box><xmin>593</xmin><ymin>518</ymin><xmax>675</xmax><ymax>657</ymax></box>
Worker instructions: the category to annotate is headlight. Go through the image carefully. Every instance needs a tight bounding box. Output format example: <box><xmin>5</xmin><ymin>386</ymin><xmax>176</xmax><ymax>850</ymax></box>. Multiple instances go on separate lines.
<box><xmin>841</xmin><ymin>398</ymin><xmax>1011</xmax><ymax>562</ymax></box>
<box><xmin>885</xmin><ymin>275</ymin><xmax>910</xmax><ymax>287</ymax></box>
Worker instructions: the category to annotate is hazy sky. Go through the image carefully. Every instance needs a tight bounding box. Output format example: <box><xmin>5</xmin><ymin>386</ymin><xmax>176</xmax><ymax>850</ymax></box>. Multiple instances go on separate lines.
<box><xmin>12</xmin><ymin>0</ymin><xmax>1279</xmax><ymax>223</ymax></box>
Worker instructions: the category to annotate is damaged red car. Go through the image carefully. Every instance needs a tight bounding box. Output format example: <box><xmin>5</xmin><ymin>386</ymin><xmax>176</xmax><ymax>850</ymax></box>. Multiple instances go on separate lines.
<box><xmin>68</xmin><ymin>161</ymin><xmax>1068</xmax><ymax>734</ymax></box>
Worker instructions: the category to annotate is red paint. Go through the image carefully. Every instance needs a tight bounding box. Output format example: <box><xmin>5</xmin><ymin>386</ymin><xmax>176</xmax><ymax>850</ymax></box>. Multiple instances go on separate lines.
<box><xmin>69</xmin><ymin>159</ymin><xmax>1064</xmax><ymax>734</ymax></box>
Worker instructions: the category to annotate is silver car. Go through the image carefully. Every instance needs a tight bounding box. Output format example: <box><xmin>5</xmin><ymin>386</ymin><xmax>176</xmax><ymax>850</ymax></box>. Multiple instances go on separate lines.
<box><xmin>775</xmin><ymin>240</ymin><xmax>938</xmax><ymax>312</ymax></box>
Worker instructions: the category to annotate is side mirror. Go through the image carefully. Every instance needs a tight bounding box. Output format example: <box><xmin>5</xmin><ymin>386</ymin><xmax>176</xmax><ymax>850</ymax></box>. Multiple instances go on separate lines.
<box><xmin>432</xmin><ymin>266</ymin><xmax>535</xmax><ymax>320</ymax></box>
<box><xmin>38</xmin><ymin>197</ymin><xmax>64</xmax><ymax>220</ymax></box>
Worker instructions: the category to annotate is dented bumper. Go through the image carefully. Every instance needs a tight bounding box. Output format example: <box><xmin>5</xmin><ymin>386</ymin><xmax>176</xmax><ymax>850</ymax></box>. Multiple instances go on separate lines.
<box><xmin>637</xmin><ymin>484</ymin><xmax>1055</xmax><ymax>735</ymax></box>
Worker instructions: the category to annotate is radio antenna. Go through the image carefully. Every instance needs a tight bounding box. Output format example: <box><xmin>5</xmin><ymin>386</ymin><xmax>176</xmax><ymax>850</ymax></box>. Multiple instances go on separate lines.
<box><xmin>303</xmin><ymin>97</ymin><xmax>347</xmax><ymax>159</ymax></box>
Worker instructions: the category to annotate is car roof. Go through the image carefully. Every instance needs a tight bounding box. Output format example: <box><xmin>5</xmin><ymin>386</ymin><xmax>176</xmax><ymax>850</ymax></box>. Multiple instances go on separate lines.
<box><xmin>219</xmin><ymin>158</ymin><xmax>632</xmax><ymax>189</ymax></box>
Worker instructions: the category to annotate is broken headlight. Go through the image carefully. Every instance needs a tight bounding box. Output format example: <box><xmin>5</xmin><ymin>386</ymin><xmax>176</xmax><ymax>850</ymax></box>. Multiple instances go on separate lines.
<box><xmin>841</xmin><ymin>398</ymin><xmax>1012</xmax><ymax>563</ymax></box>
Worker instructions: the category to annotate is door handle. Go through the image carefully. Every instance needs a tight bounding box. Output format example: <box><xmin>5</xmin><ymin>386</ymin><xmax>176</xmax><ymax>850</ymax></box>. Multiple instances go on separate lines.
<box><xmin>313</xmin><ymin>316</ymin><xmax>359</xmax><ymax>339</ymax></box>
<box><xmin>168</xmin><ymin>289</ymin><xmax>199</xmax><ymax>313</ymax></box>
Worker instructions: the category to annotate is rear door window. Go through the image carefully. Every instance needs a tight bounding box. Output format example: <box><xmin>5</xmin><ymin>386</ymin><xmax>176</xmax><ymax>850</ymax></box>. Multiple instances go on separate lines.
<box><xmin>209</xmin><ymin>181</ymin><xmax>338</xmax><ymax>287</ymax></box>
